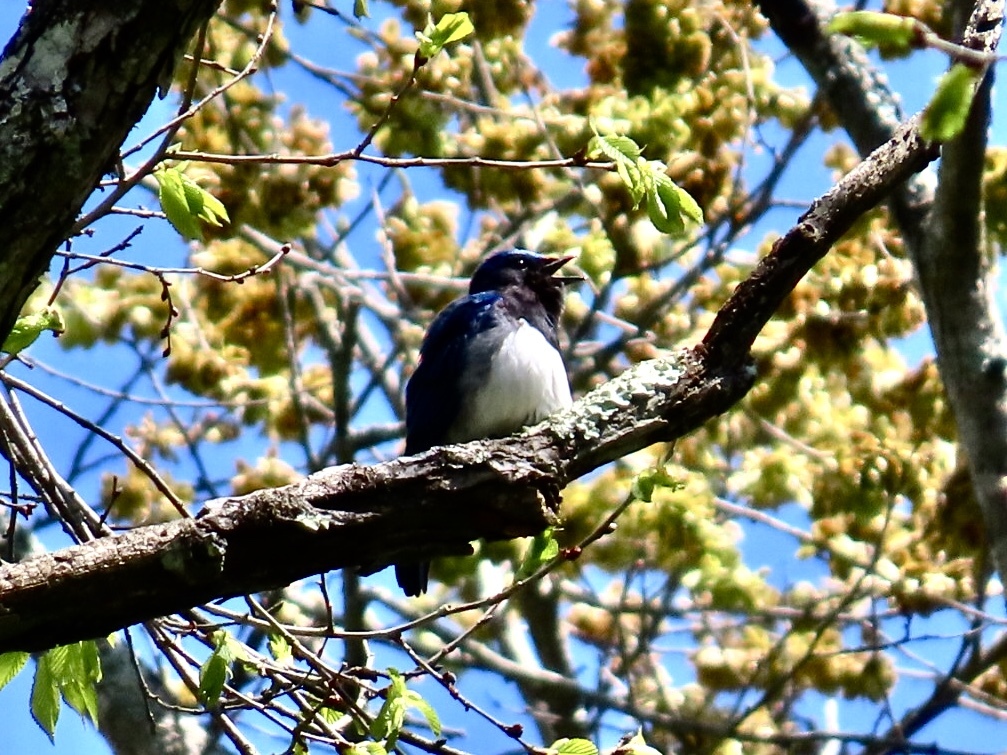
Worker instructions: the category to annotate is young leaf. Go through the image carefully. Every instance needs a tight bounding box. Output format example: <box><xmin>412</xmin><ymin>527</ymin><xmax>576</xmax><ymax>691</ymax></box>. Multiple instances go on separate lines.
<box><xmin>0</xmin><ymin>651</ymin><xmax>30</xmax><ymax>692</ymax></box>
<box><xmin>347</xmin><ymin>743</ymin><xmax>388</xmax><ymax>755</ymax></box>
<box><xmin>632</xmin><ymin>466</ymin><xmax>682</xmax><ymax>503</ymax></box>
<box><xmin>643</xmin><ymin>166</ymin><xmax>703</xmax><ymax>236</ymax></box>
<box><xmin>3</xmin><ymin>307</ymin><xmax>65</xmax><ymax>355</ymax></box>
<box><xmin>516</xmin><ymin>527</ymin><xmax>559</xmax><ymax>579</ymax></box>
<box><xmin>552</xmin><ymin>738</ymin><xmax>600</xmax><ymax>755</ymax></box>
<box><xmin>30</xmin><ymin>654</ymin><xmax>60</xmax><ymax>742</ymax></box>
<box><xmin>587</xmin><ymin>121</ymin><xmax>702</xmax><ymax>235</ymax></box>
<box><xmin>156</xmin><ymin>167</ymin><xmax>202</xmax><ymax>239</ymax></box>
<box><xmin>370</xmin><ymin>669</ymin><xmax>409</xmax><ymax>748</ymax></box>
<box><xmin>199</xmin><ymin>653</ymin><xmax>229</xmax><ymax>706</ymax></box>
<box><xmin>587</xmin><ymin>121</ymin><xmax>645</xmax><ymax>204</ymax></box>
<box><xmin>353</xmin><ymin>0</ymin><xmax>369</xmax><ymax>19</ymax></box>
<box><xmin>180</xmin><ymin>173</ymin><xmax>229</xmax><ymax>228</ymax></box>
<box><xmin>199</xmin><ymin>631</ymin><xmax>240</xmax><ymax>706</ymax></box>
<box><xmin>657</xmin><ymin>172</ymin><xmax>702</xmax><ymax>226</ymax></box>
<box><xmin>416</xmin><ymin>12</ymin><xmax>474</xmax><ymax>59</ymax></box>
<box><xmin>268</xmin><ymin>633</ymin><xmax>292</xmax><ymax>664</ymax></box>
<box><xmin>155</xmin><ymin>167</ymin><xmax>229</xmax><ymax>240</ymax></box>
<box><xmin>57</xmin><ymin>642</ymin><xmax>102</xmax><ymax>725</ymax></box>
<box><xmin>61</xmin><ymin>679</ymin><xmax>99</xmax><ymax>727</ymax></box>
<box><xmin>404</xmin><ymin>689</ymin><xmax>442</xmax><ymax>737</ymax></box>
<box><xmin>827</xmin><ymin>11</ymin><xmax>918</xmax><ymax>53</ymax></box>
<box><xmin>920</xmin><ymin>63</ymin><xmax>981</xmax><ymax>142</ymax></box>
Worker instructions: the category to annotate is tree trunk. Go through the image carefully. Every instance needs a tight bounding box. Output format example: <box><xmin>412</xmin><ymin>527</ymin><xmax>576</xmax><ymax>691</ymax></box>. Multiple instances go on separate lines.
<box><xmin>0</xmin><ymin>0</ymin><xmax>220</xmax><ymax>339</ymax></box>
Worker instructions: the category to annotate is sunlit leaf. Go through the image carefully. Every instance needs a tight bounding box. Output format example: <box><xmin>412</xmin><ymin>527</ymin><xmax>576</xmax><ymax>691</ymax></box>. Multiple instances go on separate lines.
<box><xmin>370</xmin><ymin>669</ymin><xmax>409</xmax><ymax>748</ymax></box>
<box><xmin>404</xmin><ymin>690</ymin><xmax>442</xmax><ymax>737</ymax></box>
<box><xmin>155</xmin><ymin>166</ymin><xmax>202</xmax><ymax>239</ymax></box>
<box><xmin>644</xmin><ymin>165</ymin><xmax>703</xmax><ymax>236</ymax></box>
<box><xmin>346</xmin><ymin>743</ymin><xmax>388</xmax><ymax>755</ymax></box>
<box><xmin>57</xmin><ymin>642</ymin><xmax>102</xmax><ymax>725</ymax></box>
<box><xmin>416</xmin><ymin>12</ymin><xmax>474</xmax><ymax>59</ymax></box>
<box><xmin>268</xmin><ymin>633</ymin><xmax>292</xmax><ymax>664</ymax></box>
<box><xmin>155</xmin><ymin>166</ymin><xmax>229</xmax><ymax>240</ymax></box>
<box><xmin>516</xmin><ymin>527</ymin><xmax>559</xmax><ymax>579</ymax></box>
<box><xmin>552</xmin><ymin>738</ymin><xmax>600</xmax><ymax>755</ymax></box>
<box><xmin>0</xmin><ymin>652</ymin><xmax>30</xmax><ymax>692</ymax></box>
<box><xmin>827</xmin><ymin>11</ymin><xmax>918</xmax><ymax>53</ymax></box>
<box><xmin>30</xmin><ymin>655</ymin><xmax>60</xmax><ymax>742</ymax></box>
<box><xmin>199</xmin><ymin>631</ymin><xmax>240</xmax><ymax>706</ymax></box>
<box><xmin>3</xmin><ymin>307</ymin><xmax>64</xmax><ymax>354</ymax></box>
<box><xmin>920</xmin><ymin>63</ymin><xmax>981</xmax><ymax>142</ymax></box>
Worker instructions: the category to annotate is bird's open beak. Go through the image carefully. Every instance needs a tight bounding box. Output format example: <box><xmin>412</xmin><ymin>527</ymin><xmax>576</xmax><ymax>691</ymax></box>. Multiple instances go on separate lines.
<box><xmin>542</xmin><ymin>255</ymin><xmax>582</xmax><ymax>284</ymax></box>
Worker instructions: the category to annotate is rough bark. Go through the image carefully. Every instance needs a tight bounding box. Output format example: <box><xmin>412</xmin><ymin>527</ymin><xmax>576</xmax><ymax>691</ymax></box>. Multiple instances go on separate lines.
<box><xmin>0</xmin><ymin>349</ymin><xmax>750</xmax><ymax>652</ymax></box>
<box><xmin>0</xmin><ymin>0</ymin><xmax>221</xmax><ymax>340</ymax></box>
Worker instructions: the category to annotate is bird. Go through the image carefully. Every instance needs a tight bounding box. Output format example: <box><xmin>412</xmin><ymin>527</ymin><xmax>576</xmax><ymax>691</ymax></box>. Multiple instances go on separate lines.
<box><xmin>395</xmin><ymin>250</ymin><xmax>579</xmax><ymax>596</ymax></box>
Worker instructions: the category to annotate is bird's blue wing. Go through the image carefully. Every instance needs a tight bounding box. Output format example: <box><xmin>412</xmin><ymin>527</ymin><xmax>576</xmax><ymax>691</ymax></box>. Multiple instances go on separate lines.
<box><xmin>404</xmin><ymin>292</ymin><xmax>503</xmax><ymax>454</ymax></box>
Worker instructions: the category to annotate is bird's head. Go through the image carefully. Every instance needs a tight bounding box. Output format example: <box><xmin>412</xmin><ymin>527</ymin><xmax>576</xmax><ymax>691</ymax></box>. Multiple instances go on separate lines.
<box><xmin>468</xmin><ymin>250</ymin><xmax>579</xmax><ymax>296</ymax></box>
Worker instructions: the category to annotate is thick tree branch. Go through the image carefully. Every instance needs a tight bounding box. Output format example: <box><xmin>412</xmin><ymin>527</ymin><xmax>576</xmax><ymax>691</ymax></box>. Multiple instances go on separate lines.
<box><xmin>0</xmin><ymin>0</ymin><xmax>221</xmax><ymax>339</ymax></box>
<box><xmin>0</xmin><ymin>349</ymin><xmax>748</xmax><ymax>652</ymax></box>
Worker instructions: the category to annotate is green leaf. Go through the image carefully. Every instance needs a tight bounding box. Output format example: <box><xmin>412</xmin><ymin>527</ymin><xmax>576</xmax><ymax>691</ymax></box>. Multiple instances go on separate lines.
<box><xmin>57</xmin><ymin>642</ymin><xmax>102</xmax><ymax>725</ymax></box>
<box><xmin>199</xmin><ymin>653</ymin><xmax>229</xmax><ymax>706</ymax></box>
<box><xmin>61</xmin><ymin>680</ymin><xmax>99</xmax><ymax>726</ymax></box>
<box><xmin>0</xmin><ymin>652</ymin><xmax>30</xmax><ymax>692</ymax></box>
<box><xmin>587</xmin><ymin>120</ymin><xmax>702</xmax><ymax>235</ymax></box>
<box><xmin>370</xmin><ymin>669</ymin><xmax>406</xmax><ymax>747</ymax></box>
<box><xmin>3</xmin><ymin>307</ymin><xmax>65</xmax><ymax>354</ymax></box>
<box><xmin>590</xmin><ymin>132</ymin><xmax>642</xmax><ymax>162</ymax></box>
<box><xmin>404</xmin><ymin>689</ymin><xmax>442</xmax><ymax>737</ymax></box>
<box><xmin>416</xmin><ymin>12</ymin><xmax>474</xmax><ymax>59</ymax></box>
<box><xmin>181</xmin><ymin>174</ymin><xmax>229</xmax><ymax>228</ymax></box>
<box><xmin>552</xmin><ymin>738</ymin><xmax>600</xmax><ymax>755</ymax></box>
<box><xmin>199</xmin><ymin>631</ymin><xmax>240</xmax><ymax>706</ymax></box>
<box><xmin>353</xmin><ymin>0</ymin><xmax>369</xmax><ymax>18</ymax></box>
<box><xmin>155</xmin><ymin>167</ymin><xmax>229</xmax><ymax>240</ymax></box>
<box><xmin>347</xmin><ymin>743</ymin><xmax>388</xmax><ymax>755</ymax></box>
<box><xmin>632</xmin><ymin>466</ymin><xmax>682</xmax><ymax>503</ymax></box>
<box><xmin>156</xmin><ymin>167</ymin><xmax>202</xmax><ymax>239</ymax></box>
<box><xmin>920</xmin><ymin>63</ymin><xmax>981</xmax><ymax>142</ymax></box>
<box><xmin>827</xmin><ymin>11</ymin><xmax>918</xmax><ymax>53</ymax></box>
<box><xmin>268</xmin><ymin>633</ymin><xmax>292</xmax><ymax>664</ymax></box>
<box><xmin>587</xmin><ymin>120</ymin><xmax>646</xmax><ymax>204</ymax></box>
<box><xmin>369</xmin><ymin>670</ymin><xmax>441</xmax><ymax>745</ymax></box>
<box><xmin>642</xmin><ymin>165</ymin><xmax>703</xmax><ymax>236</ymax></box>
<box><xmin>24</xmin><ymin>642</ymin><xmax>106</xmax><ymax>738</ymax></box>
<box><xmin>659</xmin><ymin>172</ymin><xmax>702</xmax><ymax>226</ymax></box>
<box><xmin>516</xmin><ymin>527</ymin><xmax>560</xmax><ymax>579</ymax></box>
<box><xmin>30</xmin><ymin>654</ymin><xmax>60</xmax><ymax>743</ymax></box>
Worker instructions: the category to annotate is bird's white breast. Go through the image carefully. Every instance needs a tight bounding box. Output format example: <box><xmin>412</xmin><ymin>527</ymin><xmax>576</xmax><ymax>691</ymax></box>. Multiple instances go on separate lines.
<box><xmin>450</xmin><ymin>319</ymin><xmax>571</xmax><ymax>442</ymax></box>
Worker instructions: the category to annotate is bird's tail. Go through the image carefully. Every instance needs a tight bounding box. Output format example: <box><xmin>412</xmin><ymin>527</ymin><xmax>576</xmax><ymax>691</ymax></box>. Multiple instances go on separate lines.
<box><xmin>394</xmin><ymin>561</ymin><xmax>430</xmax><ymax>597</ymax></box>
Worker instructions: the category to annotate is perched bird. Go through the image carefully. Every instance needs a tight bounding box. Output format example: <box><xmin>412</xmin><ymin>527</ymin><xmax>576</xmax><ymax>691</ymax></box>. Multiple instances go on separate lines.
<box><xmin>396</xmin><ymin>250</ymin><xmax>578</xmax><ymax>596</ymax></box>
